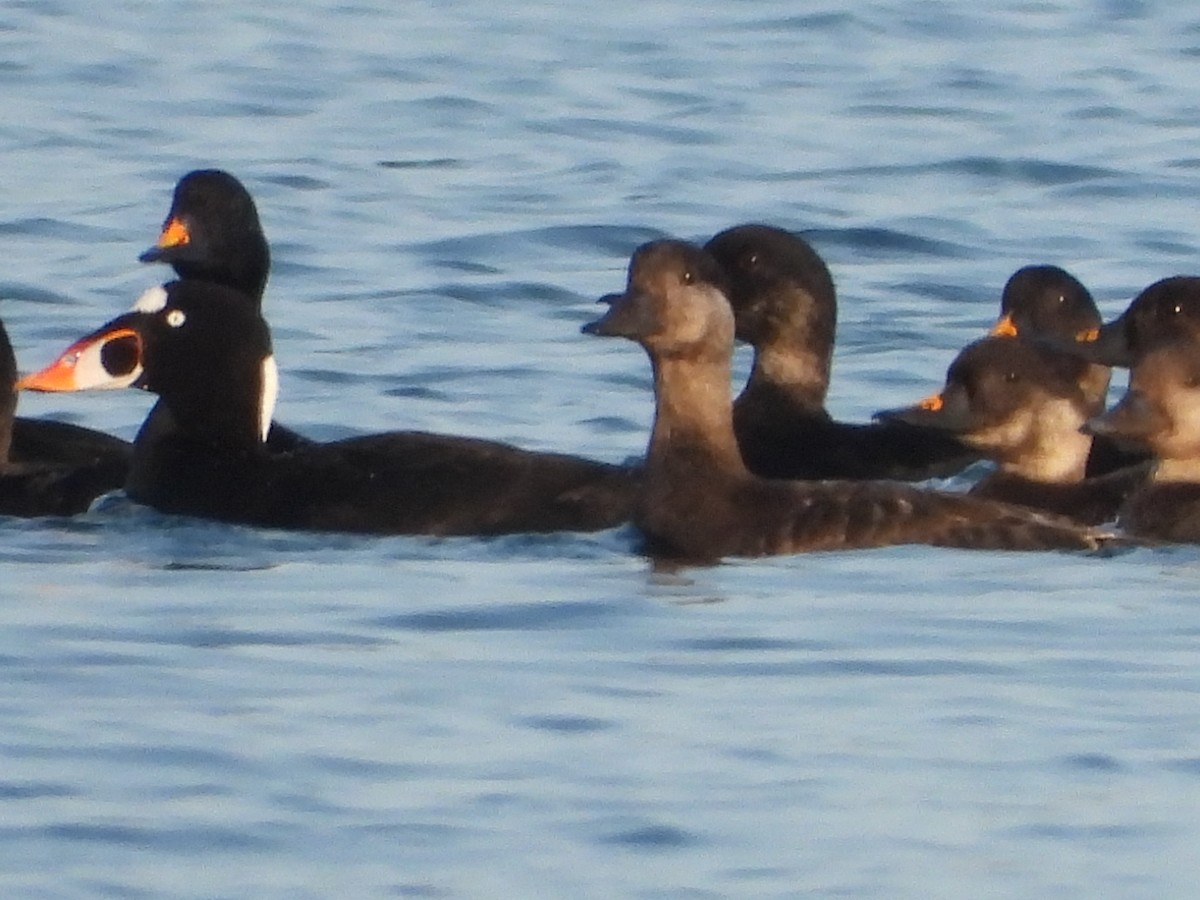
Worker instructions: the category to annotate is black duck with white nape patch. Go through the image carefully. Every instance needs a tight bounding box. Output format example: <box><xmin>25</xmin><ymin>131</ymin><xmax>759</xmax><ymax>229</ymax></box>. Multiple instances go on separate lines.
<box><xmin>584</xmin><ymin>239</ymin><xmax>1114</xmax><ymax>563</ymax></box>
<box><xmin>19</xmin><ymin>281</ymin><xmax>636</xmax><ymax>536</ymax></box>
<box><xmin>703</xmin><ymin>223</ymin><xmax>978</xmax><ymax>481</ymax></box>
<box><xmin>138</xmin><ymin>168</ymin><xmax>307</xmax><ymax>452</ymax></box>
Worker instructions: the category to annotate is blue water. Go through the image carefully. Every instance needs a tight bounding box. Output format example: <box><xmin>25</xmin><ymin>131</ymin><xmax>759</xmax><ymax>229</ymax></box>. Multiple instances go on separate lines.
<box><xmin>2</xmin><ymin>0</ymin><xmax>1200</xmax><ymax>896</ymax></box>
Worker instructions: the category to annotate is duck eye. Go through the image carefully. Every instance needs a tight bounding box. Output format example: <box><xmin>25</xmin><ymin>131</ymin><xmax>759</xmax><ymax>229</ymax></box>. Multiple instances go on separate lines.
<box><xmin>681</xmin><ymin>269</ymin><xmax>694</xmax><ymax>285</ymax></box>
<box><xmin>1174</xmin><ymin>304</ymin><xmax>1183</xmax><ymax>315</ymax></box>
<box><xmin>1003</xmin><ymin>371</ymin><xmax>1019</xmax><ymax>383</ymax></box>
<box><xmin>1056</xmin><ymin>294</ymin><xmax>1065</xmax><ymax>304</ymax></box>
<box><xmin>165</xmin><ymin>308</ymin><xmax>187</xmax><ymax>328</ymax></box>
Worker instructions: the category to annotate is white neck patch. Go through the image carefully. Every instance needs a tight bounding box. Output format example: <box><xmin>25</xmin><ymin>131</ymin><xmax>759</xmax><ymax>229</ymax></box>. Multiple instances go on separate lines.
<box><xmin>258</xmin><ymin>355</ymin><xmax>278</xmax><ymax>443</ymax></box>
<box><xmin>132</xmin><ymin>285</ymin><xmax>170</xmax><ymax>314</ymax></box>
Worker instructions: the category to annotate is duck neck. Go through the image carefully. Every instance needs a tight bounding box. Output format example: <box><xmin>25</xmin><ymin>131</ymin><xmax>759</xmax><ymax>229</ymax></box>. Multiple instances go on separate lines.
<box><xmin>648</xmin><ymin>351</ymin><xmax>747</xmax><ymax>478</ymax></box>
<box><xmin>741</xmin><ymin>340</ymin><xmax>830</xmax><ymax>416</ymax></box>
<box><xmin>1151</xmin><ymin>457</ymin><xmax>1200</xmax><ymax>483</ymax></box>
<box><xmin>996</xmin><ymin>427</ymin><xmax>1092</xmax><ymax>482</ymax></box>
<box><xmin>987</xmin><ymin>399</ymin><xmax>1091</xmax><ymax>483</ymax></box>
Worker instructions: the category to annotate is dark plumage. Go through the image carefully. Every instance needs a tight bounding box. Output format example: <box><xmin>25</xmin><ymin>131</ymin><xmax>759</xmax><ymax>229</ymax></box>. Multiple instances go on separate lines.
<box><xmin>584</xmin><ymin>239</ymin><xmax>1114</xmax><ymax>563</ymax></box>
<box><xmin>139</xmin><ymin>168</ymin><xmax>303</xmax><ymax>452</ymax></box>
<box><xmin>988</xmin><ymin>264</ymin><xmax>1111</xmax><ymax>415</ymax></box>
<box><xmin>877</xmin><ymin>337</ymin><xmax>1146</xmax><ymax>525</ymax></box>
<box><xmin>19</xmin><ymin>282</ymin><xmax>635</xmax><ymax>535</ymax></box>
<box><xmin>704</xmin><ymin>223</ymin><xmax>977</xmax><ymax>481</ymax></box>
<box><xmin>1084</xmin><ymin>339</ymin><xmax>1200</xmax><ymax>542</ymax></box>
<box><xmin>139</xmin><ymin>168</ymin><xmax>270</xmax><ymax>302</ymax></box>
<box><xmin>1</xmin><ymin>319</ymin><xmax>128</xmax><ymax>516</ymax></box>
<box><xmin>1063</xmin><ymin>276</ymin><xmax>1200</xmax><ymax>369</ymax></box>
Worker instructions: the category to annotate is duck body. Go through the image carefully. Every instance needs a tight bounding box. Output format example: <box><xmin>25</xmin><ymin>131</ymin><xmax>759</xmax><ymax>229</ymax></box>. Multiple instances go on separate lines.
<box><xmin>586</xmin><ymin>239</ymin><xmax>1111</xmax><ymax>563</ymax></box>
<box><xmin>20</xmin><ymin>281</ymin><xmax>636</xmax><ymax>535</ymax></box>
<box><xmin>124</xmin><ymin>427</ymin><xmax>635</xmax><ymax>535</ymax></box>
<box><xmin>8</xmin><ymin>417</ymin><xmax>132</xmax><ymax>470</ymax></box>
<box><xmin>967</xmin><ymin>466</ymin><xmax>1148</xmax><ymax>527</ymax></box>
<box><xmin>704</xmin><ymin>223</ymin><xmax>978</xmax><ymax>482</ymax></box>
<box><xmin>732</xmin><ymin>387</ymin><xmax>978</xmax><ymax>480</ymax></box>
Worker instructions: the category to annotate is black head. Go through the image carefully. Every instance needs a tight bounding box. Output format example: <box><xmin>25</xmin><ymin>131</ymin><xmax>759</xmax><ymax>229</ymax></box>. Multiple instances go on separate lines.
<box><xmin>583</xmin><ymin>240</ymin><xmax>734</xmax><ymax>361</ymax></box>
<box><xmin>20</xmin><ymin>282</ymin><xmax>275</xmax><ymax>448</ymax></box>
<box><xmin>991</xmin><ymin>265</ymin><xmax>1099</xmax><ymax>341</ymax></box>
<box><xmin>703</xmin><ymin>223</ymin><xmax>836</xmax><ymax>350</ymax></box>
<box><xmin>139</xmin><ymin>169</ymin><xmax>271</xmax><ymax>304</ymax></box>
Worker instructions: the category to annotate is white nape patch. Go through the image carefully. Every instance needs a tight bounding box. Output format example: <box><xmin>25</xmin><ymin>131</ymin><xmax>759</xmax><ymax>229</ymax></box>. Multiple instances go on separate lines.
<box><xmin>132</xmin><ymin>285</ymin><xmax>169</xmax><ymax>313</ymax></box>
<box><xmin>258</xmin><ymin>355</ymin><xmax>279</xmax><ymax>443</ymax></box>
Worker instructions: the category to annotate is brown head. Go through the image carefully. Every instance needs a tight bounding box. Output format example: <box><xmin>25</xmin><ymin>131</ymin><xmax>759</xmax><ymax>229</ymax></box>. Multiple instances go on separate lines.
<box><xmin>583</xmin><ymin>239</ymin><xmax>734</xmax><ymax>364</ymax></box>
<box><xmin>1085</xmin><ymin>338</ymin><xmax>1200</xmax><ymax>474</ymax></box>
<box><xmin>878</xmin><ymin>336</ymin><xmax>1094</xmax><ymax>479</ymax></box>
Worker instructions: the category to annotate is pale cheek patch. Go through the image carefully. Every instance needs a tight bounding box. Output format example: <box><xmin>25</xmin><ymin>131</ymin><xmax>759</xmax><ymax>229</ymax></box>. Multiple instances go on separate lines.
<box><xmin>74</xmin><ymin>338</ymin><xmax>143</xmax><ymax>390</ymax></box>
<box><xmin>132</xmin><ymin>285</ymin><xmax>169</xmax><ymax>313</ymax></box>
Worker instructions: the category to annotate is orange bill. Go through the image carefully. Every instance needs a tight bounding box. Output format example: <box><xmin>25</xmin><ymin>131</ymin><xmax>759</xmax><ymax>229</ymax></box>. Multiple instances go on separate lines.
<box><xmin>917</xmin><ymin>393</ymin><xmax>944</xmax><ymax>412</ymax></box>
<box><xmin>989</xmin><ymin>314</ymin><xmax>1018</xmax><ymax>338</ymax></box>
<box><xmin>156</xmin><ymin>217</ymin><xmax>190</xmax><ymax>249</ymax></box>
<box><xmin>16</xmin><ymin>327</ymin><xmax>142</xmax><ymax>392</ymax></box>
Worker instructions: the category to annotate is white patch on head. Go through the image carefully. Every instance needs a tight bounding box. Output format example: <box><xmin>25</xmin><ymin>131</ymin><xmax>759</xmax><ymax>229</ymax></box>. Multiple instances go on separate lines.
<box><xmin>166</xmin><ymin>308</ymin><xmax>187</xmax><ymax>328</ymax></box>
<box><xmin>258</xmin><ymin>355</ymin><xmax>279</xmax><ymax>443</ymax></box>
<box><xmin>69</xmin><ymin>334</ymin><xmax>143</xmax><ymax>391</ymax></box>
<box><xmin>132</xmin><ymin>285</ymin><xmax>169</xmax><ymax>314</ymax></box>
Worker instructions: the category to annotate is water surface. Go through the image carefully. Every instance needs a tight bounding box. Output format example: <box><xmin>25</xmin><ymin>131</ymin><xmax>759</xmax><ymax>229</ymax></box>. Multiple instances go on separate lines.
<box><xmin>2</xmin><ymin>1</ymin><xmax>1199</xmax><ymax>897</ymax></box>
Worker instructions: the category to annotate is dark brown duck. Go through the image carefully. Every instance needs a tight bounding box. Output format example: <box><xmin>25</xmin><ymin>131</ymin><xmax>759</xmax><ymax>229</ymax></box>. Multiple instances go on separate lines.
<box><xmin>584</xmin><ymin>239</ymin><xmax>1113</xmax><ymax>563</ymax></box>
<box><xmin>877</xmin><ymin>336</ymin><xmax>1147</xmax><ymax>525</ymax></box>
<box><xmin>1084</xmin><ymin>338</ymin><xmax>1200</xmax><ymax>542</ymax></box>
<box><xmin>704</xmin><ymin>224</ymin><xmax>977</xmax><ymax>481</ymax></box>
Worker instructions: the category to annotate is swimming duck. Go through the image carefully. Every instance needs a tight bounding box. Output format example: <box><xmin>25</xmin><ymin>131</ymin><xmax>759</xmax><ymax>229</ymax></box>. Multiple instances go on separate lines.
<box><xmin>0</xmin><ymin>318</ymin><xmax>127</xmax><ymax>516</ymax></box>
<box><xmin>1084</xmin><ymin>338</ymin><xmax>1200</xmax><ymax>542</ymax></box>
<box><xmin>583</xmin><ymin>239</ymin><xmax>1112</xmax><ymax>562</ymax></box>
<box><xmin>1064</xmin><ymin>276</ymin><xmax>1200</xmax><ymax>368</ymax></box>
<box><xmin>138</xmin><ymin>168</ymin><xmax>305</xmax><ymax>452</ymax></box>
<box><xmin>703</xmin><ymin>223</ymin><xmax>978</xmax><ymax>481</ymax></box>
<box><xmin>876</xmin><ymin>337</ymin><xmax>1147</xmax><ymax>525</ymax></box>
<box><xmin>18</xmin><ymin>281</ymin><xmax>636</xmax><ymax>535</ymax></box>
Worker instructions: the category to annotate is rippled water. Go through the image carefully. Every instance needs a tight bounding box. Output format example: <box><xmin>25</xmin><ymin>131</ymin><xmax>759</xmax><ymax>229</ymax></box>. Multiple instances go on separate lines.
<box><xmin>2</xmin><ymin>1</ymin><xmax>1200</xmax><ymax>896</ymax></box>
